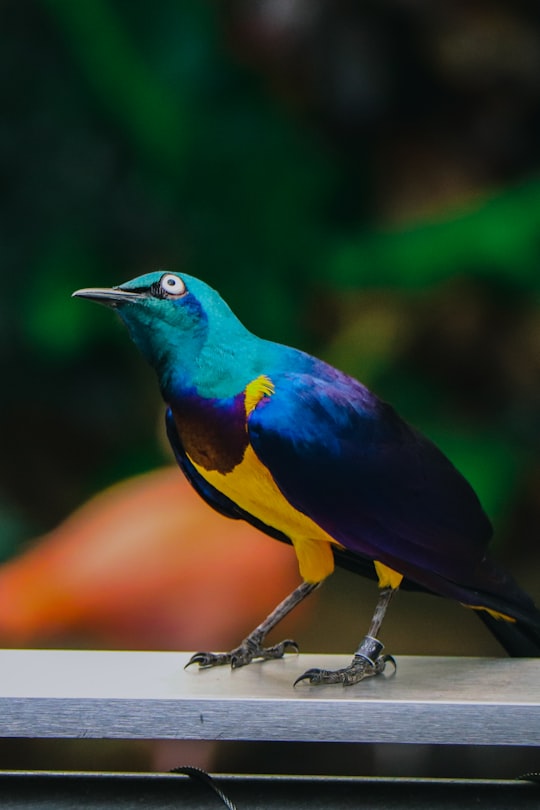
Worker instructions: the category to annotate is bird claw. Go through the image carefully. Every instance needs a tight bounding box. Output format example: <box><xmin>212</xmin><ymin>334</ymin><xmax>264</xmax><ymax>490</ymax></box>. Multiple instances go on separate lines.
<box><xmin>243</xmin><ymin>638</ymin><xmax>299</xmax><ymax>664</ymax></box>
<box><xmin>185</xmin><ymin>638</ymin><xmax>299</xmax><ymax>671</ymax></box>
<box><xmin>185</xmin><ymin>651</ymin><xmax>231</xmax><ymax>669</ymax></box>
<box><xmin>294</xmin><ymin>654</ymin><xmax>396</xmax><ymax>686</ymax></box>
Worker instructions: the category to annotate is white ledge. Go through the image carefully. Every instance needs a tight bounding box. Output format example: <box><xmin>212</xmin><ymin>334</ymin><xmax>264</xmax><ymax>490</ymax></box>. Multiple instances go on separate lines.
<box><xmin>0</xmin><ymin>650</ymin><xmax>539</xmax><ymax>745</ymax></box>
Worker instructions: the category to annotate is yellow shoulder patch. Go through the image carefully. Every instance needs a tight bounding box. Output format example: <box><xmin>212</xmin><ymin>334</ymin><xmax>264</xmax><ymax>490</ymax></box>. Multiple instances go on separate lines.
<box><xmin>244</xmin><ymin>374</ymin><xmax>275</xmax><ymax>416</ymax></box>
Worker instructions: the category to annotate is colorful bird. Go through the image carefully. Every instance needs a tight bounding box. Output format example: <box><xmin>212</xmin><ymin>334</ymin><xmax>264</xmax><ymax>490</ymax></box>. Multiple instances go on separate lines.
<box><xmin>73</xmin><ymin>271</ymin><xmax>540</xmax><ymax>685</ymax></box>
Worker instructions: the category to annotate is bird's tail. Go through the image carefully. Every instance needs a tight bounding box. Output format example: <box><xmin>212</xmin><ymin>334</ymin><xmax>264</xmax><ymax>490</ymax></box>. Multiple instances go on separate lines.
<box><xmin>458</xmin><ymin>556</ymin><xmax>540</xmax><ymax>657</ymax></box>
<box><xmin>475</xmin><ymin>610</ymin><xmax>540</xmax><ymax>657</ymax></box>
<box><xmin>333</xmin><ymin>546</ymin><xmax>540</xmax><ymax>657</ymax></box>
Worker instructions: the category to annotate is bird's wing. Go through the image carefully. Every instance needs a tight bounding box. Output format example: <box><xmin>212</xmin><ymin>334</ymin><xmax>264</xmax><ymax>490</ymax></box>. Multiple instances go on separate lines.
<box><xmin>247</xmin><ymin>372</ymin><xmax>501</xmax><ymax>599</ymax></box>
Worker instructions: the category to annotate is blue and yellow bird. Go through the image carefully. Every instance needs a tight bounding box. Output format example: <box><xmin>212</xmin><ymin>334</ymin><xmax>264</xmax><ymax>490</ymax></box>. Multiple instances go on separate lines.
<box><xmin>74</xmin><ymin>271</ymin><xmax>540</xmax><ymax>685</ymax></box>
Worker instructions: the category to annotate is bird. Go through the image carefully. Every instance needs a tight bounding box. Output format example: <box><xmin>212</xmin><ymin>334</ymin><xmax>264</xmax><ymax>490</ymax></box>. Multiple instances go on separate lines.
<box><xmin>73</xmin><ymin>271</ymin><xmax>540</xmax><ymax>685</ymax></box>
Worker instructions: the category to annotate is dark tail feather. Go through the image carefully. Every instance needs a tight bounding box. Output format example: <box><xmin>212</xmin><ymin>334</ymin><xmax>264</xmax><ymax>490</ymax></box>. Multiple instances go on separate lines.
<box><xmin>476</xmin><ymin>611</ymin><xmax>540</xmax><ymax>657</ymax></box>
<box><xmin>333</xmin><ymin>546</ymin><xmax>540</xmax><ymax>656</ymax></box>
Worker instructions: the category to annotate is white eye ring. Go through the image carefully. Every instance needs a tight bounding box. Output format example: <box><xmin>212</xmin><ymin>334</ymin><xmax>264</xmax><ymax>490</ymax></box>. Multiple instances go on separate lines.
<box><xmin>160</xmin><ymin>273</ymin><xmax>186</xmax><ymax>297</ymax></box>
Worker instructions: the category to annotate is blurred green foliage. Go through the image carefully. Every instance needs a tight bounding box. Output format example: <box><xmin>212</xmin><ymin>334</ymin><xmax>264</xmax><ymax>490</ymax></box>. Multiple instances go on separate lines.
<box><xmin>329</xmin><ymin>180</ymin><xmax>540</xmax><ymax>290</ymax></box>
<box><xmin>2</xmin><ymin>0</ymin><xmax>539</xmax><ymax>572</ymax></box>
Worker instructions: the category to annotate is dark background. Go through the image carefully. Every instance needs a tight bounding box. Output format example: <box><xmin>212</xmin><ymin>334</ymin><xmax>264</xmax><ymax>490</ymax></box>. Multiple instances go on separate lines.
<box><xmin>1</xmin><ymin>0</ymin><xmax>540</xmax><ymax>778</ymax></box>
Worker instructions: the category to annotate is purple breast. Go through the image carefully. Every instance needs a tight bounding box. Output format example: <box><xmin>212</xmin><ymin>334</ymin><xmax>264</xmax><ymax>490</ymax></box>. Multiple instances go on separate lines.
<box><xmin>171</xmin><ymin>392</ymin><xmax>248</xmax><ymax>474</ymax></box>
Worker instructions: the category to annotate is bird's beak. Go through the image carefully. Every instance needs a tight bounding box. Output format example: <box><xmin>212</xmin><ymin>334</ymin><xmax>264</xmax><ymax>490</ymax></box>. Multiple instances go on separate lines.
<box><xmin>72</xmin><ymin>287</ymin><xmax>143</xmax><ymax>307</ymax></box>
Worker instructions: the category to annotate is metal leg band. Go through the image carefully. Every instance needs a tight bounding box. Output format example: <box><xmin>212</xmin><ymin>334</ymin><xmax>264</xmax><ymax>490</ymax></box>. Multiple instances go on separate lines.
<box><xmin>353</xmin><ymin>635</ymin><xmax>385</xmax><ymax>667</ymax></box>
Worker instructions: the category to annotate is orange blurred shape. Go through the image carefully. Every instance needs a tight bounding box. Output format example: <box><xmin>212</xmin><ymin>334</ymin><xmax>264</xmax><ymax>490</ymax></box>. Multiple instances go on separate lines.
<box><xmin>0</xmin><ymin>468</ymin><xmax>304</xmax><ymax>650</ymax></box>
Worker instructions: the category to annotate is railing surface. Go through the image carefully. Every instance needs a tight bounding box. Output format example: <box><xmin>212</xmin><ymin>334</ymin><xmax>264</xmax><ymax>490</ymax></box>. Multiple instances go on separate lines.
<box><xmin>1</xmin><ymin>650</ymin><xmax>539</xmax><ymax>746</ymax></box>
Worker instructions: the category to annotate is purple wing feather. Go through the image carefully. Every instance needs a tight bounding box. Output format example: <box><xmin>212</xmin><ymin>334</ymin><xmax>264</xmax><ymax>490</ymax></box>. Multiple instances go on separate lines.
<box><xmin>248</xmin><ymin>369</ymin><xmax>537</xmax><ymax>620</ymax></box>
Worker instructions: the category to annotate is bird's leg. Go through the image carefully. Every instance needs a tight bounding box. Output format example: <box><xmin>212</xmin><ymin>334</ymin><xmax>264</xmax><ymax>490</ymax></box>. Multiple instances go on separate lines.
<box><xmin>295</xmin><ymin>586</ymin><xmax>397</xmax><ymax>686</ymax></box>
<box><xmin>186</xmin><ymin>581</ymin><xmax>319</xmax><ymax>670</ymax></box>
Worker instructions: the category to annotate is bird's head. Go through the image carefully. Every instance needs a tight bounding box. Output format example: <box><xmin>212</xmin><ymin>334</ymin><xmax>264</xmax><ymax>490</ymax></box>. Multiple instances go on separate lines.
<box><xmin>73</xmin><ymin>271</ymin><xmax>252</xmax><ymax>395</ymax></box>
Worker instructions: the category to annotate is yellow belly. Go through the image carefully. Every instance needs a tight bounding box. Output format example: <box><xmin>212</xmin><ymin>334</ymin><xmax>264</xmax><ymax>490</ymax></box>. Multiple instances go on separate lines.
<box><xmin>189</xmin><ymin>444</ymin><xmax>339</xmax><ymax>583</ymax></box>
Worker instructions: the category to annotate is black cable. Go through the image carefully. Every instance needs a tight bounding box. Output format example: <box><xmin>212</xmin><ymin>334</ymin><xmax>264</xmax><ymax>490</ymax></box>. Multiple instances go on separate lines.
<box><xmin>169</xmin><ymin>766</ymin><xmax>238</xmax><ymax>809</ymax></box>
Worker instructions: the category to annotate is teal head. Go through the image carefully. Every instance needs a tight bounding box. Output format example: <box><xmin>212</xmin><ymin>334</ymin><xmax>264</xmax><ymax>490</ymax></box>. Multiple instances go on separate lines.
<box><xmin>73</xmin><ymin>271</ymin><xmax>257</xmax><ymax>397</ymax></box>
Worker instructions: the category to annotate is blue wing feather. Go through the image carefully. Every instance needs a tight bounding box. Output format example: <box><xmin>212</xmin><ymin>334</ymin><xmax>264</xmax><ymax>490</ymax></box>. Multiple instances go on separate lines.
<box><xmin>247</xmin><ymin>369</ymin><xmax>537</xmax><ymax>619</ymax></box>
<box><xmin>167</xmin><ymin>407</ymin><xmax>422</xmax><ymax>590</ymax></box>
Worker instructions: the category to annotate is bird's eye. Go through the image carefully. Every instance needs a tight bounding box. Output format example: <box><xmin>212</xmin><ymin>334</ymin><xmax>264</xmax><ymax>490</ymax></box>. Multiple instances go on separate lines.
<box><xmin>159</xmin><ymin>273</ymin><xmax>186</xmax><ymax>297</ymax></box>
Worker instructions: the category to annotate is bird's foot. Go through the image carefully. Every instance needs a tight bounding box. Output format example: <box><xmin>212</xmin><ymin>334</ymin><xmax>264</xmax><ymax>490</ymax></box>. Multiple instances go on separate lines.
<box><xmin>294</xmin><ymin>635</ymin><xmax>396</xmax><ymax>686</ymax></box>
<box><xmin>186</xmin><ymin>636</ymin><xmax>299</xmax><ymax>670</ymax></box>
<box><xmin>294</xmin><ymin>653</ymin><xmax>395</xmax><ymax>686</ymax></box>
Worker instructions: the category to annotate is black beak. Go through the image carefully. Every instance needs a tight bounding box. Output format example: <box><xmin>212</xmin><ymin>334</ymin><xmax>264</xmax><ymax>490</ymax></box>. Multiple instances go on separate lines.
<box><xmin>72</xmin><ymin>287</ymin><xmax>143</xmax><ymax>307</ymax></box>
